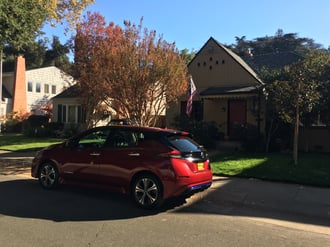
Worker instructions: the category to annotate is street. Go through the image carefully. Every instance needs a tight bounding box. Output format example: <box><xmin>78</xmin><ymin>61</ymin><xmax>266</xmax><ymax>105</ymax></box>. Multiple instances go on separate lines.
<box><xmin>0</xmin><ymin>173</ymin><xmax>329</xmax><ymax>247</ymax></box>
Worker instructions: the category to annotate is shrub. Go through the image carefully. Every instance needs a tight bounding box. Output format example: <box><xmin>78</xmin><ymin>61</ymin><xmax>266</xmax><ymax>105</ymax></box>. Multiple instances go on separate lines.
<box><xmin>1</xmin><ymin>119</ymin><xmax>23</xmax><ymax>133</ymax></box>
<box><xmin>235</xmin><ymin>123</ymin><xmax>265</xmax><ymax>152</ymax></box>
<box><xmin>172</xmin><ymin>115</ymin><xmax>222</xmax><ymax>148</ymax></box>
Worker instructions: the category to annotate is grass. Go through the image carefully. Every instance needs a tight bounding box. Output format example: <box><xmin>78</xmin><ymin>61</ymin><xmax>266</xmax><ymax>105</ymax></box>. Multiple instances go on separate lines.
<box><xmin>0</xmin><ymin>133</ymin><xmax>63</xmax><ymax>152</ymax></box>
<box><xmin>211</xmin><ymin>152</ymin><xmax>330</xmax><ymax>187</ymax></box>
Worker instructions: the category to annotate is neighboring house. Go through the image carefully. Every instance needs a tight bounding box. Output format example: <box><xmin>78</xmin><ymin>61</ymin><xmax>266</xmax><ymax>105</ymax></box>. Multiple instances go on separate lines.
<box><xmin>166</xmin><ymin>37</ymin><xmax>265</xmax><ymax>139</ymax></box>
<box><xmin>52</xmin><ymin>84</ymin><xmax>167</xmax><ymax>128</ymax></box>
<box><xmin>51</xmin><ymin>85</ymin><xmax>84</xmax><ymax>125</ymax></box>
<box><xmin>52</xmin><ymin>85</ymin><xmax>115</xmax><ymax>127</ymax></box>
<box><xmin>0</xmin><ymin>56</ymin><xmax>74</xmax><ymax>120</ymax></box>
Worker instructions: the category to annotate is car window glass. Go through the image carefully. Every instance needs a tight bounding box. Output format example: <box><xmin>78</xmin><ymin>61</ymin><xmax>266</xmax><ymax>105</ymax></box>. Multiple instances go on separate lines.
<box><xmin>107</xmin><ymin>130</ymin><xmax>139</xmax><ymax>148</ymax></box>
<box><xmin>77</xmin><ymin>129</ymin><xmax>111</xmax><ymax>148</ymax></box>
<box><xmin>167</xmin><ymin>135</ymin><xmax>201</xmax><ymax>152</ymax></box>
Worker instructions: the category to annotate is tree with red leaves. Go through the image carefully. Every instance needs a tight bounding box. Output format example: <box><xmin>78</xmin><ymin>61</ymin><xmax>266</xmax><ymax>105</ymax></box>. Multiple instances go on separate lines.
<box><xmin>72</xmin><ymin>12</ymin><xmax>188</xmax><ymax>127</ymax></box>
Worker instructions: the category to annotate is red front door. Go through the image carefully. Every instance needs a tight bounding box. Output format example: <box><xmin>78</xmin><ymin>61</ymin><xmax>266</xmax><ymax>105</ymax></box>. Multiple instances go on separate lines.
<box><xmin>228</xmin><ymin>100</ymin><xmax>247</xmax><ymax>139</ymax></box>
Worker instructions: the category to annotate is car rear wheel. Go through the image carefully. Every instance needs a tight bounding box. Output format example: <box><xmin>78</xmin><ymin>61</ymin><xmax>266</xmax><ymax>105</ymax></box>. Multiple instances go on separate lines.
<box><xmin>132</xmin><ymin>174</ymin><xmax>163</xmax><ymax>209</ymax></box>
<box><xmin>38</xmin><ymin>162</ymin><xmax>59</xmax><ymax>189</ymax></box>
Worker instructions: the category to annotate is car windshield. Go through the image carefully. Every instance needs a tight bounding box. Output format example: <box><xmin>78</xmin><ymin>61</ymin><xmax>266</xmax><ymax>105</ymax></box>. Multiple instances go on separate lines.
<box><xmin>167</xmin><ymin>135</ymin><xmax>202</xmax><ymax>152</ymax></box>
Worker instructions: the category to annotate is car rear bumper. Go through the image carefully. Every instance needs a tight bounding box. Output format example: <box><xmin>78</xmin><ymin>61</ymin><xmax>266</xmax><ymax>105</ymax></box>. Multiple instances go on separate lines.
<box><xmin>163</xmin><ymin>172</ymin><xmax>213</xmax><ymax>199</ymax></box>
<box><xmin>181</xmin><ymin>181</ymin><xmax>212</xmax><ymax>197</ymax></box>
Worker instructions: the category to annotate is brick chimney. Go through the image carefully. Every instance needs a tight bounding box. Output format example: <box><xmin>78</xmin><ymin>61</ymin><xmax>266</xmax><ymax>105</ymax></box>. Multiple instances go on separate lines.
<box><xmin>12</xmin><ymin>56</ymin><xmax>27</xmax><ymax>114</ymax></box>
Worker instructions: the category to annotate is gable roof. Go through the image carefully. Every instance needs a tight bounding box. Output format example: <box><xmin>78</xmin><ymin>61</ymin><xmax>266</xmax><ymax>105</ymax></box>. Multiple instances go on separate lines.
<box><xmin>52</xmin><ymin>84</ymin><xmax>81</xmax><ymax>99</ymax></box>
<box><xmin>189</xmin><ymin>37</ymin><xmax>264</xmax><ymax>86</ymax></box>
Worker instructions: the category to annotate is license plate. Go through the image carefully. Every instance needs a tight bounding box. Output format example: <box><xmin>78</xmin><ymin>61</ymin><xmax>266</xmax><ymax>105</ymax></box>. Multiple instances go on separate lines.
<box><xmin>197</xmin><ymin>163</ymin><xmax>204</xmax><ymax>171</ymax></box>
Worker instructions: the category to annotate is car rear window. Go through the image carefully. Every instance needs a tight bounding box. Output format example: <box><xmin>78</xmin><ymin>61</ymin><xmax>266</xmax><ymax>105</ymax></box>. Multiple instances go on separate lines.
<box><xmin>167</xmin><ymin>135</ymin><xmax>202</xmax><ymax>152</ymax></box>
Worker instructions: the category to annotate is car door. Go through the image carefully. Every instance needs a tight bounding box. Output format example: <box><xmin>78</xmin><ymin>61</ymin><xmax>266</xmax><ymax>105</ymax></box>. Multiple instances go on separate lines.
<box><xmin>96</xmin><ymin>129</ymin><xmax>145</xmax><ymax>189</ymax></box>
<box><xmin>60</xmin><ymin>128</ymin><xmax>111</xmax><ymax>184</ymax></box>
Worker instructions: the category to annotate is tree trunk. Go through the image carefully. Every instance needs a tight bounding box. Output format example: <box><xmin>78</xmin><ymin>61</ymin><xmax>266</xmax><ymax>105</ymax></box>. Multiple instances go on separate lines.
<box><xmin>293</xmin><ymin>82</ymin><xmax>300</xmax><ymax>165</ymax></box>
<box><xmin>293</xmin><ymin>109</ymin><xmax>299</xmax><ymax>165</ymax></box>
<box><xmin>265</xmin><ymin>119</ymin><xmax>273</xmax><ymax>153</ymax></box>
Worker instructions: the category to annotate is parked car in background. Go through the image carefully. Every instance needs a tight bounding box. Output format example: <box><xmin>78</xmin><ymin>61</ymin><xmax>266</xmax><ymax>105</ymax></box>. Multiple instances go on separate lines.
<box><xmin>31</xmin><ymin>126</ymin><xmax>212</xmax><ymax>209</ymax></box>
<box><xmin>107</xmin><ymin>118</ymin><xmax>134</xmax><ymax>126</ymax></box>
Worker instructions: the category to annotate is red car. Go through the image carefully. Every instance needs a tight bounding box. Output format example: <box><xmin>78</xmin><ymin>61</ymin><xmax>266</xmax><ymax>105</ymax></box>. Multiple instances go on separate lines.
<box><xmin>31</xmin><ymin>126</ymin><xmax>212</xmax><ymax>209</ymax></box>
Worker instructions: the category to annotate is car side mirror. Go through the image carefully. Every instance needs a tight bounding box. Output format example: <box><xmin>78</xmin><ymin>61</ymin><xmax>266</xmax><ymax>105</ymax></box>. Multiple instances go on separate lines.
<box><xmin>65</xmin><ymin>139</ymin><xmax>76</xmax><ymax>148</ymax></box>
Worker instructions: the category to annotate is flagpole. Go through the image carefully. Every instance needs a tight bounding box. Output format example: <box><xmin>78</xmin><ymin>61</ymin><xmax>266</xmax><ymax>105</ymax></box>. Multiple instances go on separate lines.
<box><xmin>186</xmin><ymin>75</ymin><xmax>196</xmax><ymax>117</ymax></box>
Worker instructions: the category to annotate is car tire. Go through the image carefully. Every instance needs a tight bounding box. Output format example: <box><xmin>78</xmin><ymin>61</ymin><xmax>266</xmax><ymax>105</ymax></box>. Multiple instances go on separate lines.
<box><xmin>38</xmin><ymin>162</ymin><xmax>59</xmax><ymax>190</ymax></box>
<box><xmin>132</xmin><ymin>174</ymin><xmax>163</xmax><ymax>209</ymax></box>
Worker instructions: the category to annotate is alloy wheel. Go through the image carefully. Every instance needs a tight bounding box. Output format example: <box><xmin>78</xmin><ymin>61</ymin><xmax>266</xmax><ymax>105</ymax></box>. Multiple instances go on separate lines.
<box><xmin>133</xmin><ymin>175</ymin><xmax>162</xmax><ymax>209</ymax></box>
<box><xmin>39</xmin><ymin>163</ymin><xmax>58</xmax><ymax>189</ymax></box>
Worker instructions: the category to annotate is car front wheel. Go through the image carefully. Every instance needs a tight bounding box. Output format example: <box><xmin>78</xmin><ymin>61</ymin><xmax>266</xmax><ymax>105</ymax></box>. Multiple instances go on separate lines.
<box><xmin>38</xmin><ymin>162</ymin><xmax>59</xmax><ymax>189</ymax></box>
<box><xmin>132</xmin><ymin>174</ymin><xmax>163</xmax><ymax>209</ymax></box>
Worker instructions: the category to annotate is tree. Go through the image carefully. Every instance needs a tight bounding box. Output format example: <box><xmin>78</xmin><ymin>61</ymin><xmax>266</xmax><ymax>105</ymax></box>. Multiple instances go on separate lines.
<box><xmin>3</xmin><ymin>39</ymin><xmax>49</xmax><ymax>71</ymax></box>
<box><xmin>2</xmin><ymin>36</ymin><xmax>71</xmax><ymax>73</ymax></box>
<box><xmin>72</xmin><ymin>12</ymin><xmax>188</xmax><ymax>128</ymax></box>
<box><xmin>260</xmin><ymin>67</ymin><xmax>289</xmax><ymax>153</ymax></box>
<box><xmin>180</xmin><ymin>48</ymin><xmax>196</xmax><ymax>64</ymax></box>
<box><xmin>233</xmin><ymin>36</ymin><xmax>249</xmax><ymax>57</ymax></box>
<box><xmin>266</xmin><ymin>50</ymin><xmax>330</xmax><ymax>164</ymax></box>
<box><xmin>0</xmin><ymin>0</ymin><xmax>46</xmax><ymax>50</ymax></box>
<box><xmin>44</xmin><ymin>36</ymin><xmax>71</xmax><ymax>72</ymax></box>
<box><xmin>302</xmin><ymin>50</ymin><xmax>330</xmax><ymax>127</ymax></box>
<box><xmin>0</xmin><ymin>0</ymin><xmax>94</xmax><ymax>115</ymax></box>
<box><xmin>72</xmin><ymin>12</ymin><xmax>111</xmax><ymax>128</ymax></box>
<box><xmin>231</xmin><ymin>29</ymin><xmax>322</xmax><ymax>57</ymax></box>
<box><xmin>0</xmin><ymin>0</ymin><xmax>94</xmax><ymax>49</ymax></box>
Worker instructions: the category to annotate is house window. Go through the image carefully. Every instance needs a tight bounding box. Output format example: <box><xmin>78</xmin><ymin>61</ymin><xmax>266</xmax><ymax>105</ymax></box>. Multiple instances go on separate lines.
<box><xmin>44</xmin><ymin>84</ymin><xmax>49</xmax><ymax>94</ymax></box>
<box><xmin>68</xmin><ymin>105</ymin><xmax>76</xmax><ymax>123</ymax></box>
<box><xmin>181</xmin><ymin>100</ymin><xmax>203</xmax><ymax>121</ymax></box>
<box><xmin>36</xmin><ymin>82</ymin><xmax>41</xmax><ymax>93</ymax></box>
<box><xmin>57</xmin><ymin>104</ymin><xmax>66</xmax><ymax>122</ymax></box>
<box><xmin>57</xmin><ymin>104</ymin><xmax>84</xmax><ymax>124</ymax></box>
<box><xmin>77</xmin><ymin>105</ymin><xmax>83</xmax><ymax>123</ymax></box>
<box><xmin>52</xmin><ymin>85</ymin><xmax>56</xmax><ymax>94</ymax></box>
<box><xmin>27</xmin><ymin>82</ymin><xmax>33</xmax><ymax>92</ymax></box>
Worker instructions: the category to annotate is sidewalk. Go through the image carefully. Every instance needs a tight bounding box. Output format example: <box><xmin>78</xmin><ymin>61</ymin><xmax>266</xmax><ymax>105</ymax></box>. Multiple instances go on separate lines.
<box><xmin>185</xmin><ymin>176</ymin><xmax>330</xmax><ymax>233</ymax></box>
<box><xmin>0</xmin><ymin>150</ymin><xmax>35</xmax><ymax>176</ymax></box>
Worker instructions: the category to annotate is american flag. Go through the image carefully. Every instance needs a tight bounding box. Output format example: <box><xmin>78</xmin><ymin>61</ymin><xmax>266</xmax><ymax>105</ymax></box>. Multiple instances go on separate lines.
<box><xmin>186</xmin><ymin>77</ymin><xmax>196</xmax><ymax>116</ymax></box>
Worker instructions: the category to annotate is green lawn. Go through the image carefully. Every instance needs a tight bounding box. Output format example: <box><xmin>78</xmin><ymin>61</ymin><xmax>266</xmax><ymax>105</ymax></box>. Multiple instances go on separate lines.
<box><xmin>0</xmin><ymin>133</ymin><xmax>63</xmax><ymax>152</ymax></box>
<box><xmin>211</xmin><ymin>152</ymin><xmax>330</xmax><ymax>187</ymax></box>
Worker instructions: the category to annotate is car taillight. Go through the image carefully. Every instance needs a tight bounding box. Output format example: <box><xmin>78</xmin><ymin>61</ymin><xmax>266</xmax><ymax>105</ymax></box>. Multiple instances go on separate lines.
<box><xmin>159</xmin><ymin>149</ymin><xmax>182</xmax><ymax>159</ymax></box>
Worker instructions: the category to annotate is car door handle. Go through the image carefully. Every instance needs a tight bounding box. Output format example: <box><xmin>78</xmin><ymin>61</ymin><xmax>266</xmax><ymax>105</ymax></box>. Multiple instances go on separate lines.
<box><xmin>90</xmin><ymin>152</ymin><xmax>101</xmax><ymax>156</ymax></box>
<box><xmin>128</xmin><ymin>153</ymin><xmax>140</xmax><ymax>157</ymax></box>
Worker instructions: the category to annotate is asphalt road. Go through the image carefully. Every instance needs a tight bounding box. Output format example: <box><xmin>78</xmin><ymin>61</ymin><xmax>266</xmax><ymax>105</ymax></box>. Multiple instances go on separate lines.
<box><xmin>0</xmin><ymin>173</ymin><xmax>329</xmax><ymax>247</ymax></box>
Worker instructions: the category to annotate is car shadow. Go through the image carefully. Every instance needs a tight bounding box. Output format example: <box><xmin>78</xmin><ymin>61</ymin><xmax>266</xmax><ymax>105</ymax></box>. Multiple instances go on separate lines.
<box><xmin>0</xmin><ymin>178</ymin><xmax>186</xmax><ymax>222</ymax></box>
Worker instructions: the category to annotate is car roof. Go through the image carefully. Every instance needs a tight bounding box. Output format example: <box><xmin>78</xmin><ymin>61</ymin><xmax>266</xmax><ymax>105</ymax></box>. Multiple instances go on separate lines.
<box><xmin>86</xmin><ymin>125</ymin><xmax>188</xmax><ymax>135</ymax></box>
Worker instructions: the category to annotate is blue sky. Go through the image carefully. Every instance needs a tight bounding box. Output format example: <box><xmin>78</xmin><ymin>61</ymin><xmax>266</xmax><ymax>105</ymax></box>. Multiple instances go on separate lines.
<box><xmin>44</xmin><ymin>0</ymin><xmax>330</xmax><ymax>51</ymax></box>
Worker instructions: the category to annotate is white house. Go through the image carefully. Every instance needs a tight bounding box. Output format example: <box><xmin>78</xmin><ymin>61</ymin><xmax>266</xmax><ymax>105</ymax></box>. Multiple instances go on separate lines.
<box><xmin>0</xmin><ymin>56</ymin><xmax>74</xmax><ymax>121</ymax></box>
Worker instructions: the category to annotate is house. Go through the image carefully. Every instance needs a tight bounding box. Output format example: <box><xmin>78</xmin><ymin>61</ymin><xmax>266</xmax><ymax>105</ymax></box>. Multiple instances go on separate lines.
<box><xmin>166</xmin><ymin>37</ymin><xmax>265</xmax><ymax>140</ymax></box>
<box><xmin>51</xmin><ymin>84</ymin><xmax>115</xmax><ymax>127</ymax></box>
<box><xmin>0</xmin><ymin>56</ymin><xmax>74</xmax><ymax>121</ymax></box>
<box><xmin>51</xmin><ymin>84</ymin><xmax>166</xmax><ymax>128</ymax></box>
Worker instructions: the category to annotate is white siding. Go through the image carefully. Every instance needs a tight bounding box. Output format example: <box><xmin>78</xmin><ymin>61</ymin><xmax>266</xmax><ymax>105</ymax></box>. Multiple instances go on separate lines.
<box><xmin>25</xmin><ymin>66</ymin><xmax>74</xmax><ymax>113</ymax></box>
